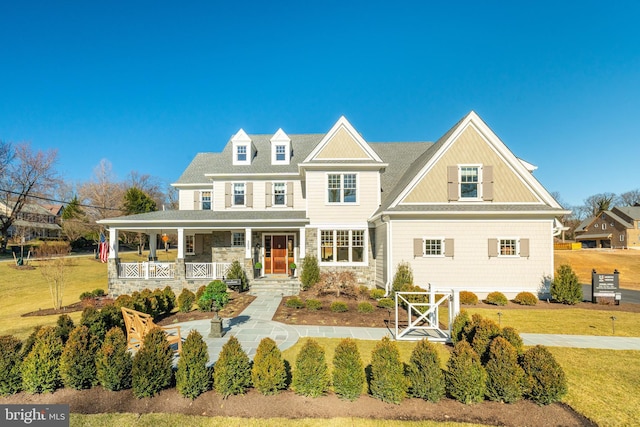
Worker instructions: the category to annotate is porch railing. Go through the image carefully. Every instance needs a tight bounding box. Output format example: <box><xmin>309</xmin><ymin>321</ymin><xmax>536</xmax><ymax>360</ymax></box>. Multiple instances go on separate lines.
<box><xmin>118</xmin><ymin>262</ymin><xmax>176</xmax><ymax>279</ymax></box>
<box><xmin>185</xmin><ymin>262</ymin><xmax>231</xmax><ymax>279</ymax></box>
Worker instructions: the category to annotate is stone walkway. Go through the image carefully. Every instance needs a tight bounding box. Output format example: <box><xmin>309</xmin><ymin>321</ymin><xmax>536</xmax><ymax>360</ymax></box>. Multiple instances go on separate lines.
<box><xmin>176</xmin><ymin>294</ymin><xmax>640</xmax><ymax>363</ymax></box>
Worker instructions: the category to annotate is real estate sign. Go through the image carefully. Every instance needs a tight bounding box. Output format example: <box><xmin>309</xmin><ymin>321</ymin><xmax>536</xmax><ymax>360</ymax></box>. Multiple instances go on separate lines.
<box><xmin>591</xmin><ymin>269</ymin><xmax>620</xmax><ymax>304</ymax></box>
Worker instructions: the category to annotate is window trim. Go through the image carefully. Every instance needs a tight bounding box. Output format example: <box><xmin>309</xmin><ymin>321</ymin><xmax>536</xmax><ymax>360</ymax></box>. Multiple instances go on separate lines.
<box><xmin>201</xmin><ymin>191</ymin><xmax>211</xmax><ymax>210</ymax></box>
<box><xmin>231</xmin><ymin>231</ymin><xmax>245</xmax><ymax>247</ymax></box>
<box><xmin>318</xmin><ymin>228</ymin><xmax>367</xmax><ymax>265</ymax></box>
<box><xmin>422</xmin><ymin>237</ymin><xmax>445</xmax><ymax>257</ymax></box>
<box><xmin>233</xmin><ymin>182</ymin><xmax>246</xmax><ymax>206</ymax></box>
<box><xmin>459</xmin><ymin>164</ymin><xmax>482</xmax><ymax>200</ymax></box>
<box><xmin>185</xmin><ymin>235</ymin><xmax>195</xmax><ymax>255</ymax></box>
<box><xmin>326</xmin><ymin>172</ymin><xmax>359</xmax><ymax>204</ymax></box>
<box><xmin>273</xmin><ymin>181</ymin><xmax>286</xmax><ymax>206</ymax></box>
<box><xmin>498</xmin><ymin>237</ymin><xmax>519</xmax><ymax>257</ymax></box>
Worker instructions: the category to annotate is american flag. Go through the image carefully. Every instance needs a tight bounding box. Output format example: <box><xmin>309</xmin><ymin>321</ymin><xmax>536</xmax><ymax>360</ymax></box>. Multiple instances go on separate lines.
<box><xmin>99</xmin><ymin>232</ymin><xmax>109</xmax><ymax>263</ymax></box>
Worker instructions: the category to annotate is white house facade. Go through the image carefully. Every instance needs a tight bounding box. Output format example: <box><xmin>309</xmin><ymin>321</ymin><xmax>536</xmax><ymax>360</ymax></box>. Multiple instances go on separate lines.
<box><xmin>98</xmin><ymin>112</ymin><xmax>568</xmax><ymax>297</ymax></box>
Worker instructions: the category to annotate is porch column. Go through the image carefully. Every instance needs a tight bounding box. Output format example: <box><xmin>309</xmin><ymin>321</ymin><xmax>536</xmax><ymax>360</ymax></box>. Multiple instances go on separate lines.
<box><xmin>245</xmin><ymin>227</ymin><xmax>252</xmax><ymax>259</ymax></box>
<box><xmin>108</xmin><ymin>228</ymin><xmax>118</xmax><ymax>259</ymax></box>
<box><xmin>299</xmin><ymin>226</ymin><xmax>306</xmax><ymax>260</ymax></box>
<box><xmin>177</xmin><ymin>228</ymin><xmax>184</xmax><ymax>259</ymax></box>
<box><xmin>148</xmin><ymin>232</ymin><xmax>157</xmax><ymax>260</ymax></box>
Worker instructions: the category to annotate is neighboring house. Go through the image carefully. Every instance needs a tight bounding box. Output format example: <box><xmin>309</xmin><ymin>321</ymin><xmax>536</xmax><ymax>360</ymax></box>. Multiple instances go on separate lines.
<box><xmin>0</xmin><ymin>201</ymin><xmax>62</xmax><ymax>241</ymax></box>
<box><xmin>575</xmin><ymin>206</ymin><xmax>640</xmax><ymax>249</ymax></box>
<box><xmin>98</xmin><ymin>112</ymin><xmax>568</xmax><ymax>298</ymax></box>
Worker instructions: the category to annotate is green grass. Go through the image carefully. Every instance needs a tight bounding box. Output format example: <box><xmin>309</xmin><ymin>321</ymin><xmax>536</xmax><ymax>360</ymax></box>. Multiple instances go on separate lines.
<box><xmin>462</xmin><ymin>307</ymin><xmax>640</xmax><ymax>337</ymax></box>
<box><xmin>70</xmin><ymin>414</ymin><xmax>481</xmax><ymax>427</ymax></box>
<box><xmin>0</xmin><ymin>256</ymin><xmax>105</xmax><ymax>339</ymax></box>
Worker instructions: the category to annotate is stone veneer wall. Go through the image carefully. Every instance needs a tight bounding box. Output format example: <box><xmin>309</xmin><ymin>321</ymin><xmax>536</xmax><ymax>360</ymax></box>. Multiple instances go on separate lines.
<box><xmin>304</xmin><ymin>227</ymin><xmax>377</xmax><ymax>287</ymax></box>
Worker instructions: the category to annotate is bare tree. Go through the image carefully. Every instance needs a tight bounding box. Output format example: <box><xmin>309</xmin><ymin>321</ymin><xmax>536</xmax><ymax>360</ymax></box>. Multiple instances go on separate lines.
<box><xmin>126</xmin><ymin>171</ymin><xmax>165</xmax><ymax>209</ymax></box>
<box><xmin>35</xmin><ymin>242</ymin><xmax>71</xmax><ymax>310</ymax></box>
<box><xmin>617</xmin><ymin>189</ymin><xmax>640</xmax><ymax>207</ymax></box>
<box><xmin>583</xmin><ymin>193</ymin><xmax>616</xmax><ymax>217</ymax></box>
<box><xmin>78</xmin><ymin>159</ymin><xmax>125</xmax><ymax>225</ymax></box>
<box><xmin>0</xmin><ymin>143</ymin><xmax>58</xmax><ymax>251</ymax></box>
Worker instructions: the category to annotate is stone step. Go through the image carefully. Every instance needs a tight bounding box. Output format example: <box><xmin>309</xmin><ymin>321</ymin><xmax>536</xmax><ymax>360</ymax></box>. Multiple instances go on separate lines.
<box><xmin>249</xmin><ymin>277</ymin><xmax>300</xmax><ymax>296</ymax></box>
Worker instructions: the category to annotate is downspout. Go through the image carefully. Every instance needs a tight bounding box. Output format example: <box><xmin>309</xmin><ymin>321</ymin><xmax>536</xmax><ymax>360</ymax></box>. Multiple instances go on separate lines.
<box><xmin>381</xmin><ymin>214</ymin><xmax>392</xmax><ymax>296</ymax></box>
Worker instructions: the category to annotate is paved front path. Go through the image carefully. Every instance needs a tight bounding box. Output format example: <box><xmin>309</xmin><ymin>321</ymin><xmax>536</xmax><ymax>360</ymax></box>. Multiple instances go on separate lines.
<box><xmin>177</xmin><ymin>294</ymin><xmax>640</xmax><ymax>363</ymax></box>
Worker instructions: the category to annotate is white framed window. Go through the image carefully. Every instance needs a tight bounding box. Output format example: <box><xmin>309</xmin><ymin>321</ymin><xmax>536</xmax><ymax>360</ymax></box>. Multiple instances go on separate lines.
<box><xmin>602</xmin><ymin>223</ymin><xmax>607</xmax><ymax>230</ymax></box>
<box><xmin>232</xmin><ymin>232</ymin><xmax>245</xmax><ymax>247</ymax></box>
<box><xmin>319</xmin><ymin>229</ymin><xmax>366</xmax><ymax>264</ymax></box>
<box><xmin>236</xmin><ymin>145</ymin><xmax>247</xmax><ymax>162</ymax></box>
<box><xmin>273</xmin><ymin>182</ymin><xmax>286</xmax><ymax>206</ymax></box>
<box><xmin>423</xmin><ymin>238</ymin><xmax>444</xmax><ymax>256</ymax></box>
<box><xmin>201</xmin><ymin>191</ymin><xmax>211</xmax><ymax>210</ymax></box>
<box><xmin>327</xmin><ymin>173</ymin><xmax>357</xmax><ymax>204</ymax></box>
<box><xmin>620</xmin><ymin>235</ymin><xmax>625</xmax><ymax>242</ymax></box>
<box><xmin>275</xmin><ymin>145</ymin><xmax>286</xmax><ymax>161</ymax></box>
<box><xmin>233</xmin><ymin>183</ymin><xmax>245</xmax><ymax>206</ymax></box>
<box><xmin>499</xmin><ymin>238</ymin><xmax>518</xmax><ymax>256</ymax></box>
<box><xmin>185</xmin><ymin>235</ymin><xmax>195</xmax><ymax>255</ymax></box>
<box><xmin>460</xmin><ymin>166</ymin><xmax>480</xmax><ymax>199</ymax></box>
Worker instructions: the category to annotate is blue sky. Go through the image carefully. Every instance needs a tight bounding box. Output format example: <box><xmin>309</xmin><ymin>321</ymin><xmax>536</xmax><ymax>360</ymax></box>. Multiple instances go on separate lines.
<box><xmin>1</xmin><ymin>1</ymin><xmax>639</xmax><ymax>208</ymax></box>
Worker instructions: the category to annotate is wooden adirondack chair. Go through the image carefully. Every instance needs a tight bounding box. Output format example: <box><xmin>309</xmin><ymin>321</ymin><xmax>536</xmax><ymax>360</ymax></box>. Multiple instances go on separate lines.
<box><xmin>121</xmin><ymin>307</ymin><xmax>182</xmax><ymax>353</ymax></box>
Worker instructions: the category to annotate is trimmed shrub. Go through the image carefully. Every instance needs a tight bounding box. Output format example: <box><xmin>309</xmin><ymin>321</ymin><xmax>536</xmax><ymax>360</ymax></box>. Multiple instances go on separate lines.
<box><xmin>96</xmin><ymin>327</ymin><xmax>132</xmax><ymax>391</ymax></box>
<box><xmin>225</xmin><ymin>260</ymin><xmax>249</xmax><ymax>291</ymax></box>
<box><xmin>485</xmin><ymin>291</ymin><xmax>508</xmax><ymax>306</ymax></box>
<box><xmin>460</xmin><ymin>291</ymin><xmax>479</xmax><ymax>305</ymax></box>
<box><xmin>392</xmin><ymin>261</ymin><xmax>414</xmax><ymax>293</ymax></box>
<box><xmin>306</xmin><ymin>299</ymin><xmax>322</xmax><ymax>311</ymax></box>
<box><xmin>521</xmin><ymin>345</ymin><xmax>568</xmax><ymax>405</ymax></box>
<box><xmin>100</xmin><ymin>304</ymin><xmax>125</xmax><ymax>333</ymax></box>
<box><xmin>445</xmin><ymin>340</ymin><xmax>487</xmax><ymax>404</ymax></box>
<box><xmin>195</xmin><ymin>286</ymin><xmax>206</xmax><ymax>305</ymax></box>
<box><xmin>292</xmin><ymin>339</ymin><xmax>330</xmax><ymax>397</ymax></box>
<box><xmin>213</xmin><ymin>336</ymin><xmax>251</xmax><ymax>397</ymax></box>
<box><xmin>451</xmin><ymin>310</ymin><xmax>471</xmax><ymax>345</ymax></box>
<box><xmin>369</xmin><ymin>336</ymin><xmax>408</xmax><ymax>404</ymax></box>
<box><xmin>470</xmin><ymin>318</ymin><xmax>502</xmax><ymax>363</ymax></box>
<box><xmin>484</xmin><ymin>337</ymin><xmax>525</xmax><ymax>403</ymax></box>
<box><xmin>332</xmin><ymin>338</ymin><xmax>365</xmax><ymax>401</ymax></box>
<box><xmin>21</xmin><ymin>326</ymin><xmax>63</xmax><ymax>394</ymax></box>
<box><xmin>285</xmin><ymin>296</ymin><xmax>305</xmax><ymax>309</ymax></box>
<box><xmin>152</xmin><ymin>288</ymin><xmax>167</xmax><ymax>315</ymax></box>
<box><xmin>80</xmin><ymin>306</ymin><xmax>108</xmax><ymax>342</ymax></box>
<box><xmin>55</xmin><ymin>314</ymin><xmax>75</xmax><ymax>344</ymax></box>
<box><xmin>406</xmin><ymin>339</ymin><xmax>445</xmax><ymax>402</ymax></box>
<box><xmin>162</xmin><ymin>286</ymin><xmax>176</xmax><ymax>312</ymax></box>
<box><xmin>300</xmin><ymin>254</ymin><xmax>320</xmax><ymax>291</ymax></box>
<box><xmin>132</xmin><ymin>327</ymin><xmax>174</xmax><ymax>398</ymax></box>
<box><xmin>0</xmin><ymin>335</ymin><xmax>23</xmax><ymax>395</ymax></box>
<box><xmin>551</xmin><ymin>264</ymin><xmax>582</xmax><ymax>304</ymax></box>
<box><xmin>514</xmin><ymin>291</ymin><xmax>538</xmax><ymax>306</ymax></box>
<box><xmin>377</xmin><ymin>297</ymin><xmax>394</xmax><ymax>309</ymax></box>
<box><xmin>178</xmin><ymin>288</ymin><xmax>196</xmax><ymax>313</ymax></box>
<box><xmin>198</xmin><ymin>280</ymin><xmax>229</xmax><ymax>312</ymax></box>
<box><xmin>330</xmin><ymin>301</ymin><xmax>349</xmax><ymax>313</ymax></box>
<box><xmin>20</xmin><ymin>326</ymin><xmax>42</xmax><ymax>359</ymax></box>
<box><xmin>357</xmin><ymin>301</ymin><xmax>374</xmax><ymax>313</ymax></box>
<box><xmin>114</xmin><ymin>294</ymin><xmax>134</xmax><ymax>310</ymax></box>
<box><xmin>357</xmin><ymin>285</ymin><xmax>370</xmax><ymax>300</ymax></box>
<box><xmin>500</xmin><ymin>327</ymin><xmax>524</xmax><ymax>356</ymax></box>
<box><xmin>176</xmin><ymin>330</ymin><xmax>210</xmax><ymax>399</ymax></box>
<box><xmin>60</xmin><ymin>326</ymin><xmax>98</xmax><ymax>389</ymax></box>
<box><xmin>369</xmin><ymin>288</ymin><xmax>385</xmax><ymax>300</ymax></box>
<box><xmin>251</xmin><ymin>337</ymin><xmax>287</xmax><ymax>396</ymax></box>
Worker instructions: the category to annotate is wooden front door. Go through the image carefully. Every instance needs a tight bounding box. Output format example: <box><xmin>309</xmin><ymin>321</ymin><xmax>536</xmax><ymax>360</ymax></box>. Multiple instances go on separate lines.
<box><xmin>272</xmin><ymin>236</ymin><xmax>287</xmax><ymax>274</ymax></box>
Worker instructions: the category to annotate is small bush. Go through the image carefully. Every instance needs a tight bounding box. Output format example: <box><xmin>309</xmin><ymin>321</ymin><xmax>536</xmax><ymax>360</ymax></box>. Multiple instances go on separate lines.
<box><xmin>514</xmin><ymin>291</ymin><xmax>538</xmax><ymax>306</ymax></box>
<box><xmin>60</xmin><ymin>326</ymin><xmax>98</xmax><ymax>389</ymax></box>
<box><xmin>55</xmin><ymin>314</ymin><xmax>75</xmax><ymax>344</ymax></box>
<box><xmin>213</xmin><ymin>336</ymin><xmax>251</xmax><ymax>397</ymax></box>
<box><xmin>357</xmin><ymin>301</ymin><xmax>374</xmax><ymax>313</ymax></box>
<box><xmin>80</xmin><ymin>306</ymin><xmax>108</xmax><ymax>342</ymax></box>
<box><xmin>460</xmin><ymin>291</ymin><xmax>479</xmax><ymax>305</ymax></box>
<box><xmin>332</xmin><ymin>338</ymin><xmax>365</xmax><ymax>401</ymax></box>
<box><xmin>521</xmin><ymin>345</ymin><xmax>568</xmax><ymax>405</ymax></box>
<box><xmin>178</xmin><ymin>288</ymin><xmax>196</xmax><ymax>313</ymax></box>
<box><xmin>369</xmin><ymin>288</ymin><xmax>385</xmax><ymax>300</ymax></box>
<box><xmin>251</xmin><ymin>337</ymin><xmax>287</xmax><ymax>396</ymax></box>
<box><xmin>195</xmin><ymin>286</ymin><xmax>206</xmax><ymax>305</ymax></box>
<box><xmin>406</xmin><ymin>339</ymin><xmax>445</xmax><ymax>402</ymax></box>
<box><xmin>198</xmin><ymin>280</ymin><xmax>229</xmax><ymax>312</ymax></box>
<box><xmin>392</xmin><ymin>261</ymin><xmax>414</xmax><ymax>293</ymax></box>
<box><xmin>377</xmin><ymin>298</ymin><xmax>394</xmax><ymax>309</ymax></box>
<box><xmin>162</xmin><ymin>286</ymin><xmax>176</xmax><ymax>312</ymax></box>
<box><xmin>485</xmin><ymin>291</ymin><xmax>508</xmax><ymax>306</ymax></box>
<box><xmin>0</xmin><ymin>335</ymin><xmax>23</xmax><ymax>395</ymax></box>
<box><xmin>470</xmin><ymin>318</ymin><xmax>502</xmax><ymax>363</ymax></box>
<box><xmin>369</xmin><ymin>336</ymin><xmax>408</xmax><ymax>404</ymax></box>
<box><xmin>292</xmin><ymin>339</ymin><xmax>330</xmax><ymax>397</ymax></box>
<box><xmin>114</xmin><ymin>294</ymin><xmax>134</xmax><ymax>310</ymax></box>
<box><xmin>500</xmin><ymin>327</ymin><xmax>524</xmax><ymax>356</ymax></box>
<box><xmin>451</xmin><ymin>310</ymin><xmax>471</xmax><ymax>345</ymax></box>
<box><xmin>80</xmin><ymin>288</ymin><xmax>105</xmax><ymax>300</ymax></box>
<box><xmin>357</xmin><ymin>285</ymin><xmax>370</xmax><ymax>300</ymax></box>
<box><xmin>176</xmin><ymin>330</ymin><xmax>210</xmax><ymax>399</ymax></box>
<box><xmin>132</xmin><ymin>327</ymin><xmax>174</xmax><ymax>398</ymax></box>
<box><xmin>445</xmin><ymin>341</ymin><xmax>487</xmax><ymax>404</ymax></box>
<box><xmin>484</xmin><ymin>337</ymin><xmax>525</xmax><ymax>403</ymax></box>
<box><xmin>96</xmin><ymin>327</ymin><xmax>132</xmax><ymax>391</ymax></box>
<box><xmin>285</xmin><ymin>296</ymin><xmax>305</xmax><ymax>309</ymax></box>
<box><xmin>551</xmin><ymin>264</ymin><xmax>582</xmax><ymax>304</ymax></box>
<box><xmin>317</xmin><ymin>271</ymin><xmax>357</xmax><ymax>298</ymax></box>
<box><xmin>300</xmin><ymin>255</ymin><xmax>320</xmax><ymax>291</ymax></box>
<box><xmin>20</xmin><ymin>326</ymin><xmax>42</xmax><ymax>359</ymax></box>
<box><xmin>330</xmin><ymin>301</ymin><xmax>349</xmax><ymax>313</ymax></box>
<box><xmin>21</xmin><ymin>326</ymin><xmax>63</xmax><ymax>394</ymax></box>
<box><xmin>225</xmin><ymin>260</ymin><xmax>249</xmax><ymax>291</ymax></box>
<box><xmin>305</xmin><ymin>299</ymin><xmax>322</xmax><ymax>311</ymax></box>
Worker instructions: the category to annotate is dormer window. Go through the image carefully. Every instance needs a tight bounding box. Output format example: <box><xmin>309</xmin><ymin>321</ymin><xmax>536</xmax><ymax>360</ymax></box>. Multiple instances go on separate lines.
<box><xmin>275</xmin><ymin>145</ymin><xmax>286</xmax><ymax>161</ymax></box>
<box><xmin>231</xmin><ymin>129</ymin><xmax>252</xmax><ymax>165</ymax></box>
<box><xmin>237</xmin><ymin>145</ymin><xmax>247</xmax><ymax>162</ymax></box>
<box><xmin>270</xmin><ymin>128</ymin><xmax>291</xmax><ymax>165</ymax></box>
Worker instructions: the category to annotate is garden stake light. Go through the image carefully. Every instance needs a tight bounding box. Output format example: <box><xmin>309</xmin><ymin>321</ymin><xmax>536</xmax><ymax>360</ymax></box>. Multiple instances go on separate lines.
<box><xmin>610</xmin><ymin>316</ymin><xmax>616</xmax><ymax>335</ymax></box>
<box><xmin>497</xmin><ymin>312</ymin><xmax>502</xmax><ymax>327</ymax></box>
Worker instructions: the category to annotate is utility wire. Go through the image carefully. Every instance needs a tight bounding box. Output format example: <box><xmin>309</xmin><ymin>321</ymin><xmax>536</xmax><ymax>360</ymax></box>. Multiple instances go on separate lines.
<box><xmin>0</xmin><ymin>188</ymin><xmax>123</xmax><ymax>211</ymax></box>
